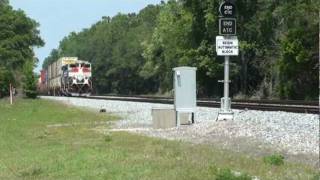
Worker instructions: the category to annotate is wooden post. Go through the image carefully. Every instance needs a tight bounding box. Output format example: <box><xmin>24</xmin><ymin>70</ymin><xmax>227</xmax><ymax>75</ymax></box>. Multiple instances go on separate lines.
<box><xmin>9</xmin><ymin>83</ymin><xmax>13</xmax><ymax>105</ymax></box>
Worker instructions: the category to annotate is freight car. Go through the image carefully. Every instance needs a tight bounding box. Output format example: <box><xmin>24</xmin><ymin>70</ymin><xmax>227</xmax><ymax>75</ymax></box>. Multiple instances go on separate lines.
<box><xmin>37</xmin><ymin>70</ymin><xmax>47</xmax><ymax>93</ymax></box>
<box><xmin>40</xmin><ymin>57</ymin><xmax>92</xmax><ymax>96</ymax></box>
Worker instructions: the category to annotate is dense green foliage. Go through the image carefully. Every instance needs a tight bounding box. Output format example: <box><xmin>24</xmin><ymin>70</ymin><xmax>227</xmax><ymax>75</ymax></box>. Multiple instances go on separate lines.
<box><xmin>43</xmin><ymin>0</ymin><xmax>319</xmax><ymax>99</ymax></box>
<box><xmin>0</xmin><ymin>2</ymin><xmax>43</xmax><ymax>98</ymax></box>
<box><xmin>276</xmin><ymin>1</ymin><xmax>319</xmax><ymax>99</ymax></box>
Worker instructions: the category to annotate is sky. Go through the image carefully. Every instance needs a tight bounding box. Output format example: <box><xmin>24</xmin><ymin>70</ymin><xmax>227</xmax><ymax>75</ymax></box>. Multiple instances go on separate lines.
<box><xmin>10</xmin><ymin>0</ymin><xmax>163</xmax><ymax>72</ymax></box>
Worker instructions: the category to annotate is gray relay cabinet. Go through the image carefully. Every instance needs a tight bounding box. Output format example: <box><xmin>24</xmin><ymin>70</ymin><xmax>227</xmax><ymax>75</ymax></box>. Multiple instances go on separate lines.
<box><xmin>173</xmin><ymin>67</ymin><xmax>197</xmax><ymax>126</ymax></box>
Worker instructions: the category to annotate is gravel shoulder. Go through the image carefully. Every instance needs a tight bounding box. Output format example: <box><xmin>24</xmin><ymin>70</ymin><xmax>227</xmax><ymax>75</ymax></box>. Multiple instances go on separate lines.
<box><xmin>42</xmin><ymin>96</ymin><xmax>319</xmax><ymax>167</ymax></box>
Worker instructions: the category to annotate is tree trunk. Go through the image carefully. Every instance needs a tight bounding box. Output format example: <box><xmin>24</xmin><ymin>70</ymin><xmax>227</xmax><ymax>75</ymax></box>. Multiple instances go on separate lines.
<box><xmin>240</xmin><ymin>51</ymin><xmax>248</xmax><ymax>96</ymax></box>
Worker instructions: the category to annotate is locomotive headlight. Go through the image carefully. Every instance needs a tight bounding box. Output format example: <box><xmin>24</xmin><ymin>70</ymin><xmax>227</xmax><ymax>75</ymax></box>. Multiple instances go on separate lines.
<box><xmin>77</xmin><ymin>75</ymin><xmax>84</xmax><ymax>80</ymax></box>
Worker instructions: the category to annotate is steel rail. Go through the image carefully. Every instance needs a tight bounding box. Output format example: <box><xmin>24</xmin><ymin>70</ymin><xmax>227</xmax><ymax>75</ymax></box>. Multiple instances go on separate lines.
<box><xmin>97</xmin><ymin>94</ymin><xmax>318</xmax><ymax>106</ymax></box>
<box><xmin>86</xmin><ymin>95</ymin><xmax>319</xmax><ymax>114</ymax></box>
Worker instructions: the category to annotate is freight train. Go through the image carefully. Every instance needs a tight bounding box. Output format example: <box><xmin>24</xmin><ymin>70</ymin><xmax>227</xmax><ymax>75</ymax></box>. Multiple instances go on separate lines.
<box><xmin>38</xmin><ymin>57</ymin><xmax>92</xmax><ymax>96</ymax></box>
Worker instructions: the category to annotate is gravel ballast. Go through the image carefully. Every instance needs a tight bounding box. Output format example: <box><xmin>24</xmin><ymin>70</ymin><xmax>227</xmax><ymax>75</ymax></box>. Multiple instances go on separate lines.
<box><xmin>42</xmin><ymin>96</ymin><xmax>319</xmax><ymax>165</ymax></box>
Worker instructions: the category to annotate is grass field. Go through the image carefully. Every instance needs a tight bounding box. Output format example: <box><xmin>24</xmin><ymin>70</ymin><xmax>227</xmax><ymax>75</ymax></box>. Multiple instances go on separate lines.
<box><xmin>0</xmin><ymin>98</ymin><xmax>318</xmax><ymax>179</ymax></box>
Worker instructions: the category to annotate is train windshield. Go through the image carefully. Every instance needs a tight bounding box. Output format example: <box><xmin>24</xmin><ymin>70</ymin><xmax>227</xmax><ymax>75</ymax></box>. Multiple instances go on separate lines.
<box><xmin>69</xmin><ymin>64</ymin><xmax>79</xmax><ymax>72</ymax></box>
<box><xmin>80</xmin><ymin>63</ymin><xmax>90</xmax><ymax>68</ymax></box>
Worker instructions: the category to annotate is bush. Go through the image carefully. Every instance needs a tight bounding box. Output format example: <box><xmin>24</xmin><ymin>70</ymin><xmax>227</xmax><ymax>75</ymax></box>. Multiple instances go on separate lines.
<box><xmin>23</xmin><ymin>62</ymin><xmax>38</xmax><ymax>99</ymax></box>
<box><xmin>311</xmin><ymin>173</ymin><xmax>320</xmax><ymax>180</ymax></box>
<box><xmin>25</xmin><ymin>89</ymin><xmax>37</xmax><ymax>99</ymax></box>
<box><xmin>104</xmin><ymin>134</ymin><xmax>112</xmax><ymax>142</ymax></box>
<box><xmin>0</xmin><ymin>67</ymin><xmax>14</xmax><ymax>97</ymax></box>
<box><xmin>263</xmin><ymin>154</ymin><xmax>284</xmax><ymax>166</ymax></box>
<box><xmin>24</xmin><ymin>72</ymin><xmax>38</xmax><ymax>99</ymax></box>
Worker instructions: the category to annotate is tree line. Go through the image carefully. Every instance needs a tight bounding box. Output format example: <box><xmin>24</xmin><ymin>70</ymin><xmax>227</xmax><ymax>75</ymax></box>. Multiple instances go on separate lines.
<box><xmin>0</xmin><ymin>0</ymin><xmax>44</xmax><ymax>98</ymax></box>
<box><xmin>43</xmin><ymin>0</ymin><xmax>319</xmax><ymax>100</ymax></box>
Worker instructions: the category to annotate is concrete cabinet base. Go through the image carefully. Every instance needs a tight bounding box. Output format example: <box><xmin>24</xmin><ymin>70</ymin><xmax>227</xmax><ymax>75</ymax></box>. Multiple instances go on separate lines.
<box><xmin>178</xmin><ymin>112</ymin><xmax>193</xmax><ymax>125</ymax></box>
<box><xmin>152</xmin><ymin>108</ymin><xmax>176</xmax><ymax>129</ymax></box>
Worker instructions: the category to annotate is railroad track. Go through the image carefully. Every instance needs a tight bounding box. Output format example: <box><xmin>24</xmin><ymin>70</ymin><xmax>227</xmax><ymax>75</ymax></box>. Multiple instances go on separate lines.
<box><xmin>86</xmin><ymin>95</ymin><xmax>319</xmax><ymax>114</ymax></box>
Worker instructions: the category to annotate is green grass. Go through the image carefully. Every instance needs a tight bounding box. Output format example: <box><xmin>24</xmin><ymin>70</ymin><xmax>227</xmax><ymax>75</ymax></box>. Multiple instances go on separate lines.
<box><xmin>0</xmin><ymin>98</ymin><xmax>318</xmax><ymax>180</ymax></box>
<box><xmin>214</xmin><ymin>168</ymin><xmax>251</xmax><ymax>180</ymax></box>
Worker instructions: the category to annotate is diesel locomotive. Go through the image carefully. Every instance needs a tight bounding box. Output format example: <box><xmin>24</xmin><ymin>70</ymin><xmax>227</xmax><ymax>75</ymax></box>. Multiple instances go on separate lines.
<box><xmin>38</xmin><ymin>57</ymin><xmax>92</xmax><ymax>96</ymax></box>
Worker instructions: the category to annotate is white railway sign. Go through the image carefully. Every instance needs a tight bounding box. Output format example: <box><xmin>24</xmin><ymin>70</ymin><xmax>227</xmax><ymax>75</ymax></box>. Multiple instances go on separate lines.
<box><xmin>216</xmin><ymin>36</ymin><xmax>239</xmax><ymax>56</ymax></box>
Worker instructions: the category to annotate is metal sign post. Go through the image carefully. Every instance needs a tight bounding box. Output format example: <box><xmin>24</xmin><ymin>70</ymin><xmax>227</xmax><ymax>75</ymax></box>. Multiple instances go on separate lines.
<box><xmin>216</xmin><ymin>0</ymin><xmax>238</xmax><ymax>121</ymax></box>
<box><xmin>223</xmin><ymin>56</ymin><xmax>230</xmax><ymax>111</ymax></box>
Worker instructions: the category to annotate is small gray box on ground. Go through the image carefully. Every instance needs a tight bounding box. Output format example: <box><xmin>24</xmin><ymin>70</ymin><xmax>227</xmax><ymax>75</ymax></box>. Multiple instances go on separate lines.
<box><xmin>152</xmin><ymin>108</ymin><xmax>176</xmax><ymax>129</ymax></box>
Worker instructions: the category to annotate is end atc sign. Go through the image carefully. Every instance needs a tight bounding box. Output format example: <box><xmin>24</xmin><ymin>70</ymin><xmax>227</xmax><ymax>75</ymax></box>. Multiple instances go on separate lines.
<box><xmin>216</xmin><ymin>36</ymin><xmax>239</xmax><ymax>56</ymax></box>
<box><xmin>219</xmin><ymin>18</ymin><xmax>236</xmax><ymax>35</ymax></box>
